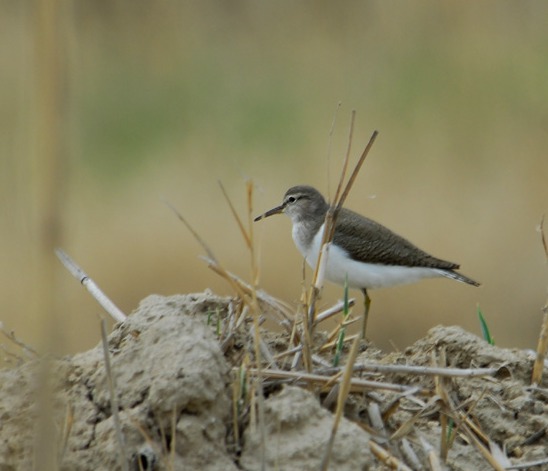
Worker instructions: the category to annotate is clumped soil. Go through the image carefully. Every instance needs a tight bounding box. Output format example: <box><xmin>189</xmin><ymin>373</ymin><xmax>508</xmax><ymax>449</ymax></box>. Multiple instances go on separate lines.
<box><xmin>0</xmin><ymin>292</ymin><xmax>546</xmax><ymax>470</ymax></box>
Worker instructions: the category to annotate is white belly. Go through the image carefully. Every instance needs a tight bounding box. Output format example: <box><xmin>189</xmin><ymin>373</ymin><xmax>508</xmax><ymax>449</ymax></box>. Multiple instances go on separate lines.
<box><xmin>292</xmin><ymin>223</ymin><xmax>441</xmax><ymax>290</ymax></box>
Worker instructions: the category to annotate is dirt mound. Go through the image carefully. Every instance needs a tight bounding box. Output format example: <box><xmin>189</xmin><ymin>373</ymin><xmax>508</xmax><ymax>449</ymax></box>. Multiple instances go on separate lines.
<box><xmin>0</xmin><ymin>292</ymin><xmax>546</xmax><ymax>470</ymax></box>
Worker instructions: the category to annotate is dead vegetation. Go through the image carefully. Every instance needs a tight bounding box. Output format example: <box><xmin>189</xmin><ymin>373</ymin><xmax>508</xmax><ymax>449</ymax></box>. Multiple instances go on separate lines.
<box><xmin>1</xmin><ymin>124</ymin><xmax>547</xmax><ymax>470</ymax></box>
<box><xmin>0</xmin><ymin>290</ymin><xmax>547</xmax><ymax>470</ymax></box>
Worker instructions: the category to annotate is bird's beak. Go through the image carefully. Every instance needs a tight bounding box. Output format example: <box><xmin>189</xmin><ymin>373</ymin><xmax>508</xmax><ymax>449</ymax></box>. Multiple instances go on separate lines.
<box><xmin>254</xmin><ymin>204</ymin><xmax>284</xmax><ymax>222</ymax></box>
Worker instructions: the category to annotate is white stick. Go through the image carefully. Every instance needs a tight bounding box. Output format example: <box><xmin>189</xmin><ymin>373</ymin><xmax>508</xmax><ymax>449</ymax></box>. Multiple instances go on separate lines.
<box><xmin>55</xmin><ymin>249</ymin><xmax>127</xmax><ymax>323</ymax></box>
<box><xmin>318</xmin><ymin>362</ymin><xmax>501</xmax><ymax>378</ymax></box>
<box><xmin>315</xmin><ymin>298</ymin><xmax>356</xmax><ymax>324</ymax></box>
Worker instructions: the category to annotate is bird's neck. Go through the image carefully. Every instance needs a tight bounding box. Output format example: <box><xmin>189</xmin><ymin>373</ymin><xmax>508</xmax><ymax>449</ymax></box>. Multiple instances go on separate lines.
<box><xmin>290</xmin><ymin>212</ymin><xmax>327</xmax><ymax>251</ymax></box>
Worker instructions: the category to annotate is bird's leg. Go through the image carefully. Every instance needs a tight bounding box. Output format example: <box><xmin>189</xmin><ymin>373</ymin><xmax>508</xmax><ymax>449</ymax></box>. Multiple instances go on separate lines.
<box><xmin>361</xmin><ymin>288</ymin><xmax>371</xmax><ymax>339</ymax></box>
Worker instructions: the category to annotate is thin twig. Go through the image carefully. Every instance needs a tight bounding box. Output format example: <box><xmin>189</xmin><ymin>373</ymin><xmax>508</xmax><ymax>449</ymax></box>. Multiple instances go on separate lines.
<box><xmin>243</xmin><ymin>367</ymin><xmax>425</xmax><ymax>394</ymax></box>
<box><xmin>459</xmin><ymin>421</ymin><xmax>507</xmax><ymax>471</ymax></box>
<box><xmin>317</xmin><ymin>362</ymin><xmax>501</xmax><ymax>378</ymax></box>
<box><xmin>307</xmin><ymin>113</ymin><xmax>359</xmax><ymax>329</ymax></box>
<box><xmin>532</xmin><ymin>215</ymin><xmax>548</xmax><ymax>385</ymax></box>
<box><xmin>54</xmin><ymin>249</ymin><xmax>126</xmax><ymax>323</ymax></box>
<box><xmin>58</xmin><ymin>402</ymin><xmax>74</xmax><ymax>464</ymax></box>
<box><xmin>166</xmin><ymin>198</ymin><xmax>250</xmax><ymax>311</ymax></box>
<box><xmin>326</xmin><ymin>102</ymin><xmax>342</xmax><ymax>202</ymax></box>
<box><xmin>163</xmin><ymin>199</ymin><xmax>218</xmax><ymax>263</ymax></box>
<box><xmin>307</xmin><ymin>128</ymin><xmax>379</xmax><ymax>329</ymax></box>
<box><xmin>319</xmin><ymin>333</ymin><xmax>359</xmax><ymax>352</ymax></box>
<box><xmin>201</xmin><ymin>256</ymin><xmax>293</xmax><ymax>327</ymax></box>
<box><xmin>320</xmin><ymin>336</ymin><xmax>361</xmax><ymax>471</ymax></box>
<box><xmin>539</xmin><ymin>214</ymin><xmax>548</xmax><ymax>262</ymax></box>
<box><xmin>314</xmin><ymin>298</ymin><xmax>356</xmax><ymax>324</ymax></box>
<box><xmin>218</xmin><ymin>180</ymin><xmax>252</xmax><ymax>249</ymax></box>
<box><xmin>100</xmin><ymin>318</ymin><xmax>128</xmax><ymax>471</ymax></box>
<box><xmin>331</xmin><ymin>109</ymin><xmax>356</xmax><ymax>207</ymax></box>
<box><xmin>390</xmin><ymin>395</ymin><xmax>441</xmax><ymax>440</ymax></box>
<box><xmin>369</xmin><ymin>441</ymin><xmax>413</xmax><ymax>471</ymax></box>
<box><xmin>506</xmin><ymin>457</ymin><xmax>548</xmax><ymax>469</ymax></box>
<box><xmin>0</xmin><ymin>322</ymin><xmax>39</xmax><ymax>357</ymax></box>
<box><xmin>330</xmin><ymin>129</ymin><xmax>379</xmax><ymax>237</ymax></box>
<box><xmin>243</xmin><ymin>181</ymin><xmax>267</xmax><ymax>470</ymax></box>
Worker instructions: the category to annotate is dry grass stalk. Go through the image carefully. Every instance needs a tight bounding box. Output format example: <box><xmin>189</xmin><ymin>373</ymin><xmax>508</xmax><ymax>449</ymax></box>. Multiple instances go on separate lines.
<box><xmin>328</xmin><ymin>128</ymin><xmax>379</xmax><ymax>238</ymax></box>
<box><xmin>0</xmin><ymin>321</ymin><xmax>39</xmax><ymax>358</ymax></box>
<box><xmin>532</xmin><ymin>215</ymin><xmax>548</xmax><ymax>385</ymax></box>
<box><xmin>442</xmin><ymin>381</ymin><xmax>489</xmax><ymax>453</ymax></box>
<box><xmin>381</xmin><ymin>394</ymin><xmax>410</xmax><ymax>423</ymax></box>
<box><xmin>308</xmin><ymin>128</ymin><xmax>379</xmax><ymax>332</ymax></box>
<box><xmin>168</xmin><ymin>192</ymin><xmax>291</xmax><ymax>459</ymax></box>
<box><xmin>320</xmin><ymin>336</ymin><xmax>361</xmax><ymax>470</ymax></box>
<box><xmin>507</xmin><ymin>457</ymin><xmax>548</xmax><ymax>469</ymax></box>
<box><xmin>431</xmin><ymin>349</ymin><xmax>450</xmax><ymax>461</ymax></box>
<box><xmin>231</xmin><ymin>368</ymin><xmax>243</xmax><ymax>454</ymax></box>
<box><xmin>317</xmin><ymin>362</ymin><xmax>500</xmax><ymax>378</ymax></box>
<box><xmin>244</xmin><ymin>367</ymin><xmax>425</xmax><ymax>394</ymax></box>
<box><xmin>305</xmin><ymin>112</ymin><xmax>377</xmax><ymax>333</ymax></box>
<box><xmin>459</xmin><ymin>421</ymin><xmax>507</xmax><ymax>471</ymax></box>
<box><xmin>0</xmin><ymin>345</ymin><xmax>26</xmax><ymax>366</ymax></box>
<box><xmin>202</xmin><ymin>257</ymin><xmax>293</xmax><ymax>329</ymax></box>
<box><xmin>219</xmin><ymin>180</ymin><xmax>252</xmax><ymax>249</ymax></box>
<box><xmin>100</xmin><ymin>318</ymin><xmax>128</xmax><ymax>471</ymax></box>
<box><xmin>351</xmin><ymin>362</ymin><xmax>501</xmax><ymax>378</ymax></box>
<box><xmin>306</xmin><ymin>111</ymin><xmax>357</xmax><ymax>331</ymax></box>
<box><xmin>291</xmin><ymin>125</ymin><xmax>380</xmax><ymax>377</ymax></box>
<box><xmin>390</xmin><ymin>395</ymin><xmax>440</xmax><ymax>440</ymax></box>
<box><xmin>369</xmin><ymin>440</ymin><xmax>413</xmax><ymax>471</ymax></box>
<box><xmin>239</xmin><ymin>181</ymin><xmax>267</xmax><ymax>468</ymax></box>
<box><xmin>165</xmin><ymin>200</ymin><xmax>251</xmax><ymax>318</ymax></box>
<box><xmin>311</xmin><ymin>354</ymin><xmax>333</xmax><ymax>369</ymax></box>
<box><xmin>314</xmin><ymin>298</ymin><xmax>356</xmax><ymax>325</ymax></box>
<box><xmin>58</xmin><ymin>402</ymin><xmax>74</xmax><ymax>465</ymax></box>
<box><xmin>319</xmin><ymin>314</ymin><xmax>360</xmax><ymax>349</ymax></box>
<box><xmin>439</xmin><ymin>410</ymin><xmax>449</xmax><ymax>462</ymax></box>
<box><xmin>299</xmin><ymin>299</ymin><xmax>314</xmax><ymax>373</ymax></box>
<box><xmin>325</xmin><ymin>102</ymin><xmax>342</xmax><ymax>202</ymax></box>
<box><xmin>434</xmin><ymin>353</ymin><xmax>495</xmax><ymax>465</ymax></box>
<box><xmin>319</xmin><ymin>333</ymin><xmax>359</xmax><ymax>353</ymax></box>
<box><xmin>55</xmin><ymin>249</ymin><xmax>127</xmax><ymax>323</ymax></box>
<box><xmin>272</xmin><ymin>345</ymin><xmax>301</xmax><ymax>361</ymax></box>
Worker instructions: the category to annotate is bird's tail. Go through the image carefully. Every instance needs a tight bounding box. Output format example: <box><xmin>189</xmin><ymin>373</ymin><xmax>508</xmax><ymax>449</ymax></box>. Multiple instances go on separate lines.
<box><xmin>434</xmin><ymin>269</ymin><xmax>481</xmax><ymax>287</ymax></box>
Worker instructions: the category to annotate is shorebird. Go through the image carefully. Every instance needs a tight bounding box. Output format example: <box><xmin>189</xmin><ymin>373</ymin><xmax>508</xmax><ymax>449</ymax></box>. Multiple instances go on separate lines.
<box><xmin>255</xmin><ymin>185</ymin><xmax>479</xmax><ymax>336</ymax></box>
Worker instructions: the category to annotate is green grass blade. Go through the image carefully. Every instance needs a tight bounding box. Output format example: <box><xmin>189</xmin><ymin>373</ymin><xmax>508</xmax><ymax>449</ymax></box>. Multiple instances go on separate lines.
<box><xmin>477</xmin><ymin>305</ymin><xmax>494</xmax><ymax>345</ymax></box>
<box><xmin>333</xmin><ymin>328</ymin><xmax>345</xmax><ymax>367</ymax></box>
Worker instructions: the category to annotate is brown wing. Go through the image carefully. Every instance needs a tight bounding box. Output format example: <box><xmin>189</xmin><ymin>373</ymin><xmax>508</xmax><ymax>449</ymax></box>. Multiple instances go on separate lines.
<box><xmin>333</xmin><ymin>208</ymin><xmax>459</xmax><ymax>269</ymax></box>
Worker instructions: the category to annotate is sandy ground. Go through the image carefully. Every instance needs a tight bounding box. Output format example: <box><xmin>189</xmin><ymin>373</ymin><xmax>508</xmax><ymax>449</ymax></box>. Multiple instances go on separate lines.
<box><xmin>0</xmin><ymin>292</ymin><xmax>546</xmax><ymax>470</ymax></box>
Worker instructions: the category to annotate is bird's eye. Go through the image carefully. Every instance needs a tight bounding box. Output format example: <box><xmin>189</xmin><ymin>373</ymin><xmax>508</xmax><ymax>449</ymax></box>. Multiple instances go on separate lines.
<box><xmin>287</xmin><ymin>196</ymin><xmax>297</xmax><ymax>204</ymax></box>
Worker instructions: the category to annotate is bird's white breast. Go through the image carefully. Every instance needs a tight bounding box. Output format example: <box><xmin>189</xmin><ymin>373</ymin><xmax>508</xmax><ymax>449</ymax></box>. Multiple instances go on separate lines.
<box><xmin>292</xmin><ymin>222</ymin><xmax>442</xmax><ymax>290</ymax></box>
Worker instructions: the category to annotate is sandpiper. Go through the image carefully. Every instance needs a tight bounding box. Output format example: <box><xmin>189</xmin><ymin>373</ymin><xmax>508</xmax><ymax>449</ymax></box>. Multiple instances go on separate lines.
<box><xmin>254</xmin><ymin>185</ymin><xmax>479</xmax><ymax>336</ymax></box>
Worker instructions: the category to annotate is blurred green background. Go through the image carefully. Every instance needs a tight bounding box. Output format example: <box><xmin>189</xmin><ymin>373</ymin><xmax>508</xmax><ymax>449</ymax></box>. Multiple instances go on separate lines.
<box><xmin>2</xmin><ymin>1</ymin><xmax>547</xmax><ymax>358</ymax></box>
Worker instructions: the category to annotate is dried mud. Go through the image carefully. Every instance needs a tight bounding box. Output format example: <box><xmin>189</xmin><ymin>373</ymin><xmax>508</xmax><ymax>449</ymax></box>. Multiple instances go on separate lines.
<box><xmin>0</xmin><ymin>292</ymin><xmax>546</xmax><ymax>470</ymax></box>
